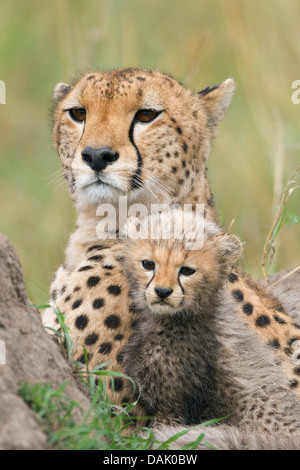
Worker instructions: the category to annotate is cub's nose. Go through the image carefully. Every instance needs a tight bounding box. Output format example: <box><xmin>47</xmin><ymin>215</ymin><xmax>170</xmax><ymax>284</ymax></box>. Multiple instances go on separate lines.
<box><xmin>155</xmin><ymin>287</ymin><xmax>173</xmax><ymax>299</ymax></box>
<box><xmin>82</xmin><ymin>146</ymin><xmax>119</xmax><ymax>172</ymax></box>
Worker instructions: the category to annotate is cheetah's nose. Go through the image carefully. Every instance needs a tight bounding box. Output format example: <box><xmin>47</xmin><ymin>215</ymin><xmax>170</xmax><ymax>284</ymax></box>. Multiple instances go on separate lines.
<box><xmin>155</xmin><ymin>287</ymin><xmax>173</xmax><ymax>299</ymax></box>
<box><xmin>82</xmin><ymin>146</ymin><xmax>119</xmax><ymax>172</ymax></box>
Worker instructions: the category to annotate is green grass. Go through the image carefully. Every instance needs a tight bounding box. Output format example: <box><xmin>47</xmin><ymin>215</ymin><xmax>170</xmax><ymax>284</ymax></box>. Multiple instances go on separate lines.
<box><xmin>18</xmin><ymin>381</ymin><xmax>154</xmax><ymax>450</ymax></box>
<box><xmin>1</xmin><ymin>0</ymin><xmax>299</xmax><ymax>302</ymax></box>
<box><xmin>19</xmin><ymin>380</ymin><xmax>222</xmax><ymax>450</ymax></box>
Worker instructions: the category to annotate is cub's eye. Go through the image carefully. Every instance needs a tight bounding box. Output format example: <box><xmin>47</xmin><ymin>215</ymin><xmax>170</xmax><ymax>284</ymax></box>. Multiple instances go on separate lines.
<box><xmin>68</xmin><ymin>108</ymin><xmax>86</xmax><ymax>123</ymax></box>
<box><xmin>135</xmin><ymin>109</ymin><xmax>160</xmax><ymax>123</ymax></box>
<box><xmin>141</xmin><ymin>260</ymin><xmax>155</xmax><ymax>271</ymax></box>
<box><xmin>179</xmin><ymin>266</ymin><xmax>196</xmax><ymax>277</ymax></box>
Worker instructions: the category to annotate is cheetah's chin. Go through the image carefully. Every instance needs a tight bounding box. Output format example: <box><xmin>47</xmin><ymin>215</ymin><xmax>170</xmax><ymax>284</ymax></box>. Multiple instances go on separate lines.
<box><xmin>148</xmin><ymin>302</ymin><xmax>181</xmax><ymax>315</ymax></box>
<box><xmin>80</xmin><ymin>180</ymin><xmax>124</xmax><ymax>204</ymax></box>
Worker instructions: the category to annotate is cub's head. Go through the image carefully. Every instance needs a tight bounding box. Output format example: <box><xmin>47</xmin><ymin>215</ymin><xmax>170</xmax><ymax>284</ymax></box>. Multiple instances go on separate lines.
<box><xmin>123</xmin><ymin>209</ymin><xmax>243</xmax><ymax>315</ymax></box>
<box><xmin>52</xmin><ymin>68</ymin><xmax>235</xmax><ymax>209</ymax></box>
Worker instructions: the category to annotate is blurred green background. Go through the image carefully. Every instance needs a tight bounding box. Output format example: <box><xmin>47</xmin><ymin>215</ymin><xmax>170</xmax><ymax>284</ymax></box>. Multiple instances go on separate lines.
<box><xmin>0</xmin><ymin>0</ymin><xmax>299</xmax><ymax>304</ymax></box>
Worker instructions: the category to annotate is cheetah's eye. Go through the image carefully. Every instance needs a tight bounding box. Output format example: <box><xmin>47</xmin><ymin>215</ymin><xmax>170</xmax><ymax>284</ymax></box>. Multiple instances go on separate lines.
<box><xmin>68</xmin><ymin>108</ymin><xmax>86</xmax><ymax>123</ymax></box>
<box><xmin>141</xmin><ymin>260</ymin><xmax>155</xmax><ymax>271</ymax></box>
<box><xmin>179</xmin><ymin>266</ymin><xmax>196</xmax><ymax>277</ymax></box>
<box><xmin>135</xmin><ymin>109</ymin><xmax>161</xmax><ymax>123</ymax></box>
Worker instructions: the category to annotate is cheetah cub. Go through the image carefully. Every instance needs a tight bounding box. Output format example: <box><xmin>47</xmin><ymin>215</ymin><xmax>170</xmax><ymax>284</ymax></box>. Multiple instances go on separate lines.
<box><xmin>121</xmin><ymin>210</ymin><xmax>300</xmax><ymax>449</ymax></box>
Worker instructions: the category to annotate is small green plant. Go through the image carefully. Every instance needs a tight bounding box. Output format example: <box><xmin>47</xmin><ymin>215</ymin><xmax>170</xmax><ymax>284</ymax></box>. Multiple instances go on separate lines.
<box><xmin>18</xmin><ymin>380</ymin><xmax>154</xmax><ymax>450</ymax></box>
<box><xmin>262</xmin><ymin>164</ymin><xmax>300</xmax><ymax>285</ymax></box>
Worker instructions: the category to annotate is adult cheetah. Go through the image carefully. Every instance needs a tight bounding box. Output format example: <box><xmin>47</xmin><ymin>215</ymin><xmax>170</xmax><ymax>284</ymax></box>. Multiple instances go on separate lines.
<box><xmin>43</xmin><ymin>68</ymin><xmax>300</xmax><ymax>415</ymax></box>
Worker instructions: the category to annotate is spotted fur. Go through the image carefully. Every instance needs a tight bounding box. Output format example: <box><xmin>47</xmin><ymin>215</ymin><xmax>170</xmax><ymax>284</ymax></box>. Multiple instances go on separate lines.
<box><xmin>121</xmin><ymin>210</ymin><xmax>300</xmax><ymax>448</ymax></box>
<box><xmin>43</xmin><ymin>68</ymin><xmax>300</xmax><ymax>420</ymax></box>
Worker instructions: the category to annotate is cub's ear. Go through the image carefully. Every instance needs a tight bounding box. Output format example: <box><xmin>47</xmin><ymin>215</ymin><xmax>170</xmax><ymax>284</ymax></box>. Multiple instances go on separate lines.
<box><xmin>53</xmin><ymin>82</ymin><xmax>71</xmax><ymax>102</ymax></box>
<box><xmin>216</xmin><ymin>233</ymin><xmax>243</xmax><ymax>273</ymax></box>
<box><xmin>198</xmin><ymin>78</ymin><xmax>235</xmax><ymax>137</ymax></box>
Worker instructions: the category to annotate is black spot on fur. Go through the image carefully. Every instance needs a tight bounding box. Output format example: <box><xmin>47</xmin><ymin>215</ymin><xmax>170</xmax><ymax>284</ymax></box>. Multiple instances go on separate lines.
<box><xmin>64</xmin><ymin>295</ymin><xmax>71</xmax><ymax>303</ymax></box>
<box><xmin>232</xmin><ymin>289</ymin><xmax>244</xmax><ymax>302</ymax></box>
<box><xmin>72</xmin><ymin>299</ymin><xmax>83</xmax><ymax>310</ymax></box>
<box><xmin>176</xmin><ymin>127</ymin><xmax>182</xmax><ymax>134</ymax></box>
<box><xmin>110</xmin><ymin>377</ymin><xmax>123</xmax><ymax>392</ymax></box>
<box><xmin>103</xmin><ymin>265</ymin><xmax>114</xmax><ymax>270</ymax></box>
<box><xmin>207</xmin><ymin>196</ymin><xmax>214</xmax><ymax>207</ymax></box>
<box><xmin>114</xmin><ymin>334</ymin><xmax>124</xmax><ymax>341</ymax></box>
<box><xmin>182</xmin><ymin>142</ymin><xmax>188</xmax><ymax>153</ymax></box>
<box><xmin>293</xmin><ymin>367</ymin><xmax>300</xmax><ymax>376</ymax></box>
<box><xmin>88</xmin><ymin>255</ymin><xmax>103</xmax><ymax>262</ymax></box>
<box><xmin>268</xmin><ymin>339</ymin><xmax>280</xmax><ymax>349</ymax></box>
<box><xmin>77</xmin><ymin>353</ymin><xmax>90</xmax><ymax>364</ymax></box>
<box><xmin>289</xmin><ymin>379</ymin><xmax>299</xmax><ymax>389</ymax></box>
<box><xmin>99</xmin><ymin>342</ymin><xmax>112</xmax><ymax>354</ymax></box>
<box><xmin>87</xmin><ymin>276</ymin><xmax>101</xmax><ymax>288</ymax></box>
<box><xmin>78</xmin><ymin>266</ymin><xmax>93</xmax><ymax>272</ymax></box>
<box><xmin>104</xmin><ymin>315</ymin><xmax>121</xmax><ymax>329</ymax></box>
<box><xmin>274</xmin><ymin>315</ymin><xmax>287</xmax><ymax>325</ymax></box>
<box><xmin>107</xmin><ymin>285</ymin><xmax>122</xmax><ymax>296</ymax></box>
<box><xmin>93</xmin><ymin>298</ymin><xmax>105</xmax><ymax>309</ymax></box>
<box><xmin>75</xmin><ymin>314</ymin><xmax>89</xmax><ymax>330</ymax></box>
<box><xmin>228</xmin><ymin>272</ymin><xmax>238</xmax><ymax>283</ymax></box>
<box><xmin>293</xmin><ymin>323</ymin><xmax>300</xmax><ymax>330</ymax></box>
<box><xmin>256</xmin><ymin>315</ymin><xmax>271</xmax><ymax>327</ymax></box>
<box><xmin>87</xmin><ymin>245</ymin><xmax>107</xmax><ymax>252</ymax></box>
<box><xmin>287</xmin><ymin>337</ymin><xmax>300</xmax><ymax>346</ymax></box>
<box><xmin>243</xmin><ymin>303</ymin><xmax>253</xmax><ymax>315</ymax></box>
<box><xmin>85</xmin><ymin>333</ymin><xmax>99</xmax><ymax>346</ymax></box>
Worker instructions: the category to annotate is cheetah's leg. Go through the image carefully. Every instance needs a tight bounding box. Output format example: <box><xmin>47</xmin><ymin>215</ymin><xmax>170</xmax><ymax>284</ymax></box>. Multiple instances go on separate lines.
<box><xmin>228</xmin><ymin>268</ymin><xmax>300</xmax><ymax>397</ymax></box>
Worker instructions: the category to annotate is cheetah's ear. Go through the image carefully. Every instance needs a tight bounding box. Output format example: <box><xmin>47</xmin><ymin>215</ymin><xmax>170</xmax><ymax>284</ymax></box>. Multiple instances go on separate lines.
<box><xmin>53</xmin><ymin>82</ymin><xmax>72</xmax><ymax>102</ymax></box>
<box><xmin>198</xmin><ymin>78</ymin><xmax>235</xmax><ymax>137</ymax></box>
<box><xmin>216</xmin><ymin>233</ymin><xmax>243</xmax><ymax>273</ymax></box>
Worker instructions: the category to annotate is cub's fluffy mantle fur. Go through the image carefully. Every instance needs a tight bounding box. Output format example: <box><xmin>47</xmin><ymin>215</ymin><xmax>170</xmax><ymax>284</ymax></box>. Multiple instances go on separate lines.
<box><xmin>122</xmin><ymin>211</ymin><xmax>300</xmax><ymax>449</ymax></box>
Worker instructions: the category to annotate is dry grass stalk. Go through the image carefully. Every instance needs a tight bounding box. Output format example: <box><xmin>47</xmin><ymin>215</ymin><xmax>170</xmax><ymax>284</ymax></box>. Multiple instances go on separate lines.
<box><xmin>262</xmin><ymin>164</ymin><xmax>300</xmax><ymax>285</ymax></box>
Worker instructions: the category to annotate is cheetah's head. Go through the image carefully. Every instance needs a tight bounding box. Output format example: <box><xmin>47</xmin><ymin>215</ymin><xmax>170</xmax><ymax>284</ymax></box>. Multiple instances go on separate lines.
<box><xmin>52</xmin><ymin>68</ymin><xmax>235</xmax><ymax>210</ymax></box>
<box><xmin>123</xmin><ymin>209</ymin><xmax>243</xmax><ymax>315</ymax></box>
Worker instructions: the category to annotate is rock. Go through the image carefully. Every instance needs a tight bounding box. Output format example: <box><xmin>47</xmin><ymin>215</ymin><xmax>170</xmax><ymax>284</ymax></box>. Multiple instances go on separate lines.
<box><xmin>0</xmin><ymin>233</ymin><xmax>91</xmax><ymax>450</ymax></box>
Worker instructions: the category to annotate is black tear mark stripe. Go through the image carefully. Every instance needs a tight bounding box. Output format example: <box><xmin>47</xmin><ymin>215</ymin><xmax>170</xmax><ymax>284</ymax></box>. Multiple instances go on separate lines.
<box><xmin>129</xmin><ymin>117</ymin><xmax>143</xmax><ymax>189</ymax></box>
